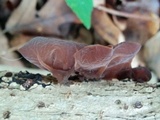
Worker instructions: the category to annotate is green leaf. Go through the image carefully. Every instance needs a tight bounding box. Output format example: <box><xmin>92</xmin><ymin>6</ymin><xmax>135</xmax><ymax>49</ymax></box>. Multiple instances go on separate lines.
<box><xmin>65</xmin><ymin>0</ymin><xmax>93</xmax><ymax>29</ymax></box>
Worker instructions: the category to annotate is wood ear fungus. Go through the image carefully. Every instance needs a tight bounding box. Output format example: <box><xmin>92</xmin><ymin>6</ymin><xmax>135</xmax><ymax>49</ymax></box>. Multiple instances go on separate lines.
<box><xmin>18</xmin><ymin>37</ymin><xmax>86</xmax><ymax>83</ymax></box>
<box><xmin>19</xmin><ymin>37</ymin><xmax>151</xmax><ymax>83</ymax></box>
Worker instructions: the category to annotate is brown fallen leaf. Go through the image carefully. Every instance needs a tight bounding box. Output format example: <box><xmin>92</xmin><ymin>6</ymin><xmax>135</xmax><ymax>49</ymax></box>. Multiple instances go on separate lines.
<box><xmin>92</xmin><ymin>8</ymin><xmax>124</xmax><ymax>45</ymax></box>
<box><xmin>118</xmin><ymin>0</ymin><xmax>159</xmax><ymax>15</ymax></box>
<box><xmin>123</xmin><ymin>12</ymin><xmax>159</xmax><ymax>45</ymax></box>
<box><xmin>110</xmin><ymin>0</ymin><xmax>160</xmax><ymax>44</ymax></box>
<box><xmin>112</xmin><ymin>16</ymin><xmax>127</xmax><ymax>31</ymax></box>
<box><xmin>94</xmin><ymin>0</ymin><xmax>159</xmax><ymax>45</ymax></box>
<box><xmin>6</xmin><ymin>0</ymin><xmax>79</xmax><ymax>36</ymax></box>
<box><xmin>10</xmin><ymin>34</ymin><xmax>34</xmax><ymax>48</ymax></box>
<box><xmin>6</xmin><ymin>0</ymin><xmax>37</xmax><ymax>30</ymax></box>
<box><xmin>0</xmin><ymin>29</ymin><xmax>24</xmax><ymax>67</ymax></box>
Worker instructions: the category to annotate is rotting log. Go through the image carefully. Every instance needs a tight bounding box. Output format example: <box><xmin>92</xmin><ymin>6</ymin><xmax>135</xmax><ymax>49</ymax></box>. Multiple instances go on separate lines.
<box><xmin>0</xmin><ymin>66</ymin><xmax>159</xmax><ymax>120</ymax></box>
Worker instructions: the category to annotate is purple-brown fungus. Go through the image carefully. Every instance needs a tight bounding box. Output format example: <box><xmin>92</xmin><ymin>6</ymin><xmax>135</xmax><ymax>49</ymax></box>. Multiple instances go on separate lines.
<box><xmin>19</xmin><ymin>37</ymin><xmax>86</xmax><ymax>83</ymax></box>
<box><xmin>19</xmin><ymin>37</ymin><xmax>151</xmax><ymax>83</ymax></box>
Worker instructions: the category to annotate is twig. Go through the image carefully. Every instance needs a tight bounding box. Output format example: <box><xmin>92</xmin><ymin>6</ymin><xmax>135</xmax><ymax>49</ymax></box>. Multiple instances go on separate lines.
<box><xmin>96</xmin><ymin>6</ymin><xmax>157</xmax><ymax>21</ymax></box>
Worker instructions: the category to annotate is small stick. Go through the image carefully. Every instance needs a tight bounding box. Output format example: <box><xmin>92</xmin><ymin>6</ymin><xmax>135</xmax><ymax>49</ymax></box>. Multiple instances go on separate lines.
<box><xmin>96</xmin><ymin>5</ymin><xmax>157</xmax><ymax>21</ymax></box>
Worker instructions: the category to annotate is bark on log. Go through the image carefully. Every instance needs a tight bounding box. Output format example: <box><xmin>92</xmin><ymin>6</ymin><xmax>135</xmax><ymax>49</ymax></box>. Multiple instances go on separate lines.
<box><xmin>0</xmin><ymin>66</ymin><xmax>159</xmax><ymax>120</ymax></box>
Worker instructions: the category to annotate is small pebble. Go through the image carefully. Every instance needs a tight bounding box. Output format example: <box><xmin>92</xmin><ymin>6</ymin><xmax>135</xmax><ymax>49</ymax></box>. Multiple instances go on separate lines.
<box><xmin>2</xmin><ymin>77</ymin><xmax>8</xmax><ymax>82</ymax></box>
<box><xmin>37</xmin><ymin>101</ymin><xmax>45</xmax><ymax>108</ymax></box>
<box><xmin>0</xmin><ymin>82</ymin><xmax>9</xmax><ymax>88</ymax></box>
<box><xmin>8</xmin><ymin>82</ymin><xmax>20</xmax><ymax>89</ymax></box>
<box><xmin>20</xmin><ymin>85</ymin><xmax>26</xmax><ymax>91</ymax></box>
<box><xmin>134</xmin><ymin>101</ymin><xmax>143</xmax><ymax>108</ymax></box>
<box><xmin>87</xmin><ymin>92</ymin><xmax>92</xmax><ymax>95</ymax></box>
<box><xmin>123</xmin><ymin>104</ymin><xmax>128</xmax><ymax>110</ymax></box>
<box><xmin>115</xmin><ymin>100</ymin><xmax>121</xmax><ymax>105</ymax></box>
<box><xmin>3</xmin><ymin>111</ymin><xmax>11</xmax><ymax>119</ymax></box>
<box><xmin>10</xmin><ymin>93</ymin><xmax>16</xmax><ymax>96</ymax></box>
<box><xmin>1</xmin><ymin>77</ymin><xmax>12</xmax><ymax>82</ymax></box>
<box><xmin>145</xmin><ymin>87</ymin><xmax>154</xmax><ymax>93</ymax></box>
<box><xmin>22</xmin><ymin>79</ymin><xmax>35</xmax><ymax>90</ymax></box>
<box><xmin>29</xmin><ymin>83</ymin><xmax>38</xmax><ymax>90</ymax></box>
<box><xmin>4</xmin><ymin>72</ymin><xmax>13</xmax><ymax>77</ymax></box>
<box><xmin>45</xmin><ymin>85</ymin><xmax>53</xmax><ymax>90</ymax></box>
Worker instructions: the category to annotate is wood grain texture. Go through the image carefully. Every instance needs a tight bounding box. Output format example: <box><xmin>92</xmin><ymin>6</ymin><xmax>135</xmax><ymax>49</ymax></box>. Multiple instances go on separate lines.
<box><xmin>0</xmin><ymin>70</ymin><xmax>159</xmax><ymax>120</ymax></box>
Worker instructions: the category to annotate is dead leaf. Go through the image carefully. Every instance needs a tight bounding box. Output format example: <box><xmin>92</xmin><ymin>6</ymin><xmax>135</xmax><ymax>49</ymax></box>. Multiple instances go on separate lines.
<box><xmin>119</xmin><ymin>0</ymin><xmax>159</xmax><ymax>15</ymax></box>
<box><xmin>75</xmin><ymin>27</ymin><xmax>93</xmax><ymax>44</ymax></box>
<box><xmin>6</xmin><ymin>0</ymin><xmax>37</xmax><ymax>29</ymax></box>
<box><xmin>10</xmin><ymin>34</ymin><xmax>34</xmax><ymax>48</ymax></box>
<box><xmin>123</xmin><ymin>12</ymin><xmax>159</xmax><ymax>45</ymax></box>
<box><xmin>112</xmin><ymin>16</ymin><xmax>127</xmax><ymax>31</ymax></box>
<box><xmin>0</xmin><ymin>29</ymin><xmax>24</xmax><ymax>67</ymax></box>
<box><xmin>92</xmin><ymin>9</ymin><xmax>124</xmax><ymax>45</ymax></box>
<box><xmin>6</xmin><ymin>0</ymin><xmax>79</xmax><ymax>36</ymax></box>
<box><xmin>110</xmin><ymin>0</ymin><xmax>160</xmax><ymax>44</ymax></box>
